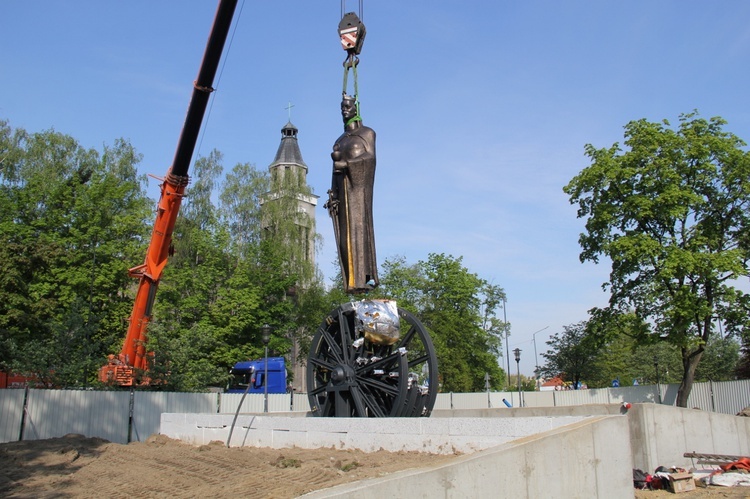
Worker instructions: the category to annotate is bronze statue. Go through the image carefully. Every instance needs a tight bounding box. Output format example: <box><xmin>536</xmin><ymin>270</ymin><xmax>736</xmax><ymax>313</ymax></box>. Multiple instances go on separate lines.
<box><xmin>326</xmin><ymin>95</ymin><xmax>378</xmax><ymax>293</ymax></box>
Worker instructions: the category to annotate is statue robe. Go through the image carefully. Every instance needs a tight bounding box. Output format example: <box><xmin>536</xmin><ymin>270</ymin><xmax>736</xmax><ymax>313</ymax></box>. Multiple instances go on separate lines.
<box><xmin>327</xmin><ymin>123</ymin><xmax>378</xmax><ymax>293</ymax></box>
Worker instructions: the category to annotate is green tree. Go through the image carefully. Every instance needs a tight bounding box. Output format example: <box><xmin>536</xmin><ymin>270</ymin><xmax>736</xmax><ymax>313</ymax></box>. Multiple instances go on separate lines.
<box><xmin>694</xmin><ymin>334</ymin><xmax>740</xmax><ymax>382</ymax></box>
<box><xmin>0</xmin><ymin>120</ymin><xmax>150</xmax><ymax>385</ymax></box>
<box><xmin>220</xmin><ymin>161</ymin><xmax>267</xmax><ymax>257</ymax></box>
<box><xmin>564</xmin><ymin>112</ymin><xmax>750</xmax><ymax>406</ymax></box>
<box><xmin>538</xmin><ymin>322</ymin><xmax>601</xmax><ymax>388</ymax></box>
<box><xmin>375</xmin><ymin>253</ymin><xmax>507</xmax><ymax>392</ymax></box>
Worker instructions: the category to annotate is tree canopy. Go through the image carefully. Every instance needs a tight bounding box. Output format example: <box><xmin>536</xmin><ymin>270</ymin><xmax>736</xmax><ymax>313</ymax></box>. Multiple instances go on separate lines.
<box><xmin>373</xmin><ymin>254</ymin><xmax>507</xmax><ymax>392</ymax></box>
<box><xmin>564</xmin><ymin>112</ymin><xmax>750</xmax><ymax>406</ymax></box>
<box><xmin>538</xmin><ymin>322</ymin><xmax>601</xmax><ymax>389</ymax></box>
<box><xmin>0</xmin><ymin>120</ymin><xmax>152</xmax><ymax>385</ymax></box>
<box><xmin>538</xmin><ymin>316</ymin><xmax>740</xmax><ymax>389</ymax></box>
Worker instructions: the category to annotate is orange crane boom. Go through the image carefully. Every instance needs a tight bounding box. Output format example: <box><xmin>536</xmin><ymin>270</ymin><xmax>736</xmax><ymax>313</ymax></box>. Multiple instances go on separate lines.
<box><xmin>100</xmin><ymin>0</ymin><xmax>239</xmax><ymax>385</ymax></box>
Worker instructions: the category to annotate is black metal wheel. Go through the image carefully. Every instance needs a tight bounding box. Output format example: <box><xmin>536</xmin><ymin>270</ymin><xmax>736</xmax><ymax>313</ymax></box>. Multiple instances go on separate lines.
<box><xmin>307</xmin><ymin>301</ymin><xmax>439</xmax><ymax>417</ymax></box>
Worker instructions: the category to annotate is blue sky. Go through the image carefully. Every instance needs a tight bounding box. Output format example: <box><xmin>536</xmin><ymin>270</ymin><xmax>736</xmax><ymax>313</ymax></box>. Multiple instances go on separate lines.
<box><xmin>3</xmin><ymin>1</ymin><xmax>750</xmax><ymax>377</ymax></box>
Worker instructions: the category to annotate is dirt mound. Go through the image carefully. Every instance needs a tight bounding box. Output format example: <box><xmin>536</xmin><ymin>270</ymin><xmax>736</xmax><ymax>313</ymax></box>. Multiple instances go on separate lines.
<box><xmin>0</xmin><ymin>434</ymin><xmax>457</xmax><ymax>498</ymax></box>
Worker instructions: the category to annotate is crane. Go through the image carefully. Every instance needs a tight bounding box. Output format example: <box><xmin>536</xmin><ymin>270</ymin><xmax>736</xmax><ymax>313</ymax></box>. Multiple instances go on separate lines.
<box><xmin>99</xmin><ymin>0</ymin><xmax>239</xmax><ymax>385</ymax></box>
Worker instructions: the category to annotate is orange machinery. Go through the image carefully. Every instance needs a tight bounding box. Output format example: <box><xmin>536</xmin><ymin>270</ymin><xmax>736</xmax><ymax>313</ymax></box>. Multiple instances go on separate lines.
<box><xmin>99</xmin><ymin>0</ymin><xmax>238</xmax><ymax>385</ymax></box>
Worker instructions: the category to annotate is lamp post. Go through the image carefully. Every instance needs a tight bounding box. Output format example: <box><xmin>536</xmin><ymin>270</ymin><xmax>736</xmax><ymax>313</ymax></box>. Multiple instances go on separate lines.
<box><xmin>503</xmin><ymin>297</ymin><xmax>511</xmax><ymax>391</ymax></box>
<box><xmin>513</xmin><ymin>348</ymin><xmax>522</xmax><ymax>407</ymax></box>
<box><xmin>531</xmin><ymin>326</ymin><xmax>549</xmax><ymax>382</ymax></box>
<box><xmin>653</xmin><ymin>355</ymin><xmax>662</xmax><ymax>404</ymax></box>
<box><xmin>262</xmin><ymin>324</ymin><xmax>271</xmax><ymax>413</ymax></box>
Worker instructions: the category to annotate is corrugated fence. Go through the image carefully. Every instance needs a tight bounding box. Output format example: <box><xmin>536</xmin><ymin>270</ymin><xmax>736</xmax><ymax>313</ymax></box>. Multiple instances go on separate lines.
<box><xmin>1</xmin><ymin>379</ymin><xmax>748</xmax><ymax>444</ymax></box>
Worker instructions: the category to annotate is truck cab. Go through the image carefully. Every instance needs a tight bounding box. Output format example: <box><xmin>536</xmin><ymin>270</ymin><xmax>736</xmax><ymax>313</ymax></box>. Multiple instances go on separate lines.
<box><xmin>227</xmin><ymin>357</ymin><xmax>288</xmax><ymax>394</ymax></box>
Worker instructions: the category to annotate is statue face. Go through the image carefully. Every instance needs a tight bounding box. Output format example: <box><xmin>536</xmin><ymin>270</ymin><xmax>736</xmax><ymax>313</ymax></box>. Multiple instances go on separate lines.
<box><xmin>341</xmin><ymin>98</ymin><xmax>357</xmax><ymax>121</ymax></box>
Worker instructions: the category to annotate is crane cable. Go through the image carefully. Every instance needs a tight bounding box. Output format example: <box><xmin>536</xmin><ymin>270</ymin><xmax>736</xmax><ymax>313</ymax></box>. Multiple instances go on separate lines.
<box><xmin>196</xmin><ymin>0</ymin><xmax>246</xmax><ymax>161</ymax></box>
<box><xmin>340</xmin><ymin>0</ymin><xmax>363</xmax><ymax>20</ymax></box>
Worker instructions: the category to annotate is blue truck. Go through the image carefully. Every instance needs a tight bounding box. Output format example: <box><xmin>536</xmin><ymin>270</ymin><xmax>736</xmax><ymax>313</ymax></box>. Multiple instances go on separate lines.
<box><xmin>227</xmin><ymin>357</ymin><xmax>288</xmax><ymax>394</ymax></box>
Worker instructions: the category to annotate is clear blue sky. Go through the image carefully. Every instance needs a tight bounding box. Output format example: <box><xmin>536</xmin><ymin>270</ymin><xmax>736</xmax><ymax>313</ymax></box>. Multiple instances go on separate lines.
<box><xmin>3</xmin><ymin>1</ymin><xmax>749</xmax><ymax>378</ymax></box>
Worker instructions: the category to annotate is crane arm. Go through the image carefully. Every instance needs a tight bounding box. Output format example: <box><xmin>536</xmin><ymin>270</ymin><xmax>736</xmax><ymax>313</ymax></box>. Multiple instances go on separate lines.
<box><xmin>100</xmin><ymin>0</ymin><xmax>239</xmax><ymax>385</ymax></box>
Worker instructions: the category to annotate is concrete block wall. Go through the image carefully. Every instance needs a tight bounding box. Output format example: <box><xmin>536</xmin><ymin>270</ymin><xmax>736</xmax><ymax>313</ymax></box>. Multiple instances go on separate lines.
<box><xmin>629</xmin><ymin>403</ymin><xmax>750</xmax><ymax>472</ymax></box>
<box><xmin>161</xmin><ymin>413</ymin><xmax>590</xmax><ymax>455</ymax></box>
<box><xmin>301</xmin><ymin>415</ymin><xmax>633</xmax><ymax>499</ymax></box>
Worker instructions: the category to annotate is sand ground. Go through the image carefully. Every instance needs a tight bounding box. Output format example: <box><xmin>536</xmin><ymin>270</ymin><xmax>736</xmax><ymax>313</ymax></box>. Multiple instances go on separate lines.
<box><xmin>1</xmin><ymin>433</ymin><xmax>748</xmax><ymax>498</ymax></box>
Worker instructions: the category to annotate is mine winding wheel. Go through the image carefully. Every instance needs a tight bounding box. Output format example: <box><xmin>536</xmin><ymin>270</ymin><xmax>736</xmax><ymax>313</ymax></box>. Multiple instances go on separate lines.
<box><xmin>307</xmin><ymin>301</ymin><xmax>438</xmax><ymax>417</ymax></box>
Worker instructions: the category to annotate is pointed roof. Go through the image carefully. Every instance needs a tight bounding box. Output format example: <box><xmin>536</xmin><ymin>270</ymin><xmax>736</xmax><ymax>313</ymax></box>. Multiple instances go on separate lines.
<box><xmin>269</xmin><ymin>121</ymin><xmax>307</xmax><ymax>171</ymax></box>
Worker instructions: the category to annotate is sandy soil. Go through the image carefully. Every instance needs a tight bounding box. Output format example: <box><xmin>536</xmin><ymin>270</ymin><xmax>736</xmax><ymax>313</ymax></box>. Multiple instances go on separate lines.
<box><xmin>1</xmin><ymin>434</ymin><xmax>748</xmax><ymax>498</ymax></box>
<box><xmin>0</xmin><ymin>434</ymin><xmax>458</xmax><ymax>498</ymax></box>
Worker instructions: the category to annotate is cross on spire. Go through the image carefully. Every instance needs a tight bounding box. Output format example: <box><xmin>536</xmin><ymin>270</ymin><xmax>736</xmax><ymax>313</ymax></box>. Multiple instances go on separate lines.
<box><xmin>285</xmin><ymin>102</ymin><xmax>295</xmax><ymax>120</ymax></box>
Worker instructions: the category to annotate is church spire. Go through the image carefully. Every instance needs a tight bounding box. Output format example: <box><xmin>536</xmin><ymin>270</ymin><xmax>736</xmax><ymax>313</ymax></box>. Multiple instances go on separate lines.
<box><xmin>269</xmin><ymin>121</ymin><xmax>307</xmax><ymax>173</ymax></box>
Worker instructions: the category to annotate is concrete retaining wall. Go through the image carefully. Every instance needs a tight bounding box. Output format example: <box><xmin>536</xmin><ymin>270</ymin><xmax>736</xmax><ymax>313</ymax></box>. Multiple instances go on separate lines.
<box><xmin>301</xmin><ymin>415</ymin><xmax>633</xmax><ymax>499</ymax></box>
<box><xmin>629</xmin><ymin>403</ymin><xmax>750</xmax><ymax>472</ymax></box>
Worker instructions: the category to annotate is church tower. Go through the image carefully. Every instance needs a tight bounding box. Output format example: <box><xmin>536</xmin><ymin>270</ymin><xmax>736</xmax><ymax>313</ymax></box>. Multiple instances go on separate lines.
<box><xmin>264</xmin><ymin>121</ymin><xmax>318</xmax><ymax>265</ymax></box>
<box><xmin>264</xmin><ymin>120</ymin><xmax>318</xmax><ymax>393</ymax></box>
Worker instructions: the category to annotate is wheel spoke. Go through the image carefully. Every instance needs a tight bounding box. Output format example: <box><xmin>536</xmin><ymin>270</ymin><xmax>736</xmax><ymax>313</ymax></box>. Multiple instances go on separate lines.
<box><xmin>355</xmin><ymin>351</ymin><xmax>399</xmax><ymax>375</ymax></box>
<box><xmin>398</xmin><ymin>324</ymin><xmax>417</xmax><ymax>348</ymax></box>
<box><xmin>407</xmin><ymin>353</ymin><xmax>429</xmax><ymax>370</ymax></box>
<box><xmin>349</xmin><ymin>386</ymin><xmax>370</xmax><ymax>416</ymax></box>
<box><xmin>308</xmin><ymin>355</ymin><xmax>336</xmax><ymax>371</ymax></box>
<box><xmin>319</xmin><ymin>328</ymin><xmax>343</xmax><ymax>364</ymax></box>
<box><xmin>337</xmin><ymin>308</ymin><xmax>351</xmax><ymax>364</ymax></box>
<box><xmin>356</xmin><ymin>375</ymin><xmax>400</xmax><ymax>396</ymax></box>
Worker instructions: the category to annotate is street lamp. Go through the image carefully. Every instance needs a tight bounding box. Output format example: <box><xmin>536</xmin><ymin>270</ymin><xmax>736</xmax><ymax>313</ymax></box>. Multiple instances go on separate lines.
<box><xmin>503</xmin><ymin>297</ymin><xmax>511</xmax><ymax>391</ymax></box>
<box><xmin>262</xmin><ymin>324</ymin><xmax>272</xmax><ymax>413</ymax></box>
<box><xmin>653</xmin><ymin>355</ymin><xmax>662</xmax><ymax>404</ymax></box>
<box><xmin>513</xmin><ymin>348</ymin><xmax>522</xmax><ymax>407</ymax></box>
<box><xmin>532</xmin><ymin>326</ymin><xmax>549</xmax><ymax>380</ymax></box>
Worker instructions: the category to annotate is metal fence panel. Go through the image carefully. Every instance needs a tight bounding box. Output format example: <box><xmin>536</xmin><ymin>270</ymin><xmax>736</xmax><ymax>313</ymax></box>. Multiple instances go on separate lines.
<box><xmin>518</xmin><ymin>391</ymin><xmax>554</xmax><ymax>408</ymax></box>
<box><xmin>487</xmin><ymin>391</ymin><xmax>510</xmax><ymax>408</ymax></box>
<box><xmin>685</xmin><ymin>382</ymin><xmax>713</xmax><ymax>411</ymax></box>
<box><xmin>615</xmin><ymin>385</ymin><xmax>661</xmax><ymax>404</ymax></box>
<box><xmin>552</xmin><ymin>389</ymin><xmax>602</xmax><ymax>407</ymax></box>
<box><xmin>133</xmin><ymin>391</ymin><xmax>218</xmax><ymax>442</ymax></box>
<box><xmin>450</xmin><ymin>392</ymin><xmax>488</xmax><ymax>410</ymax></box>
<box><xmin>291</xmin><ymin>393</ymin><xmax>311</xmax><ymax>413</ymax></box>
<box><xmin>219</xmin><ymin>392</ymin><xmax>265</xmax><ymax>414</ymax></box>
<box><xmin>219</xmin><ymin>393</ymin><xmax>312</xmax><ymax>414</ymax></box>
<box><xmin>712</xmin><ymin>379</ymin><xmax>750</xmax><ymax>415</ymax></box>
<box><xmin>661</xmin><ymin>383</ymin><xmax>680</xmax><ymax>406</ymax></box>
<box><xmin>23</xmin><ymin>389</ymin><xmax>130</xmax><ymax>443</ymax></box>
<box><xmin>0</xmin><ymin>389</ymin><xmax>25</xmax><ymax>443</ymax></box>
<box><xmin>434</xmin><ymin>392</ymin><xmax>453</xmax><ymax>410</ymax></box>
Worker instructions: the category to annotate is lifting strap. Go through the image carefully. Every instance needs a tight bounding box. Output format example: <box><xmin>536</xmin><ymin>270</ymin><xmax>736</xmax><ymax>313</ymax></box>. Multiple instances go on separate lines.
<box><xmin>339</xmin><ymin>10</ymin><xmax>366</xmax><ymax>115</ymax></box>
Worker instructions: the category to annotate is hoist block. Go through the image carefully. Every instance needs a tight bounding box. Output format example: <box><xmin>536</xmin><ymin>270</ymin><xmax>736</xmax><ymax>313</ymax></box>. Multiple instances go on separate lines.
<box><xmin>339</xmin><ymin>12</ymin><xmax>366</xmax><ymax>55</ymax></box>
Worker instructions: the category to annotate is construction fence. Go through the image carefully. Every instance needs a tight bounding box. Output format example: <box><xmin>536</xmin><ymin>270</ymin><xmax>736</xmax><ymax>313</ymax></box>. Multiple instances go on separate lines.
<box><xmin>1</xmin><ymin>379</ymin><xmax>748</xmax><ymax>445</ymax></box>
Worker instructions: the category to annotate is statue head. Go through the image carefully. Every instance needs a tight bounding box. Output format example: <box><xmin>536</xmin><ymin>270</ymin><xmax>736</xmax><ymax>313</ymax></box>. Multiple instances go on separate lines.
<box><xmin>341</xmin><ymin>95</ymin><xmax>360</xmax><ymax>125</ymax></box>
